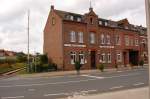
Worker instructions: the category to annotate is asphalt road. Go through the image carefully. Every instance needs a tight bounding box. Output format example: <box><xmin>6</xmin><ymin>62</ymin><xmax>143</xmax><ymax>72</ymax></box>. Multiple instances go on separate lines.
<box><xmin>0</xmin><ymin>68</ymin><xmax>148</xmax><ymax>99</ymax></box>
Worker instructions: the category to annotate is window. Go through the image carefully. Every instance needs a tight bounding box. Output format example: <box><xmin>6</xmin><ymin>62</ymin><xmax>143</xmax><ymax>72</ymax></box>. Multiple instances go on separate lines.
<box><xmin>105</xmin><ymin>22</ymin><xmax>108</xmax><ymax>26</ymax></box>
<box><xmin>52</xmin><ymin>17</ymin><xmax>55</xmax><ymax>25</ymax></box>
<box><xmin>130</xmin><ymin>39</ymin><xmax>134</xmax><ymax>46</ymax></box>
<box><xmin>100</xmin><ymin>53</ymin><xmax>106</xmax><ymax>63</ymax></box>
<box><xmin>77</xmin><ymin>17</ymin><xmax>81</xmax><ymax>22</ymax></box>
<box><xmin>135</xmin><ymin>38</ymin><xmax>139</xmax><ymax>46</ymax></box>
<box><xmin>107</xmin><ymin>53</ymin><xmax>111</xmax><ymax>63</ymax></box>
<box><xmin>101</xmin><ymin>34</ymin><xmax>105</xmax><ymax>44</ymax></box>
<box><xmin>78</xmin><ymin>32</ymin><xmax>83</xmax><ymax>43</ymax></box>
<box><xmin>79</xmin><ymin>51</ymin><xmax>85</xmax><ymax>64</ymax></box>
<box><xmin>90</xmin><ymin>32</ymin><xmax>95</xmax><ymax>44</ymax></box>
<box><xmin>117</xmin><ymin>51</ymin><xmax>122</xmax><ymax>62</ymax></box>
<box><xmin>70</xmin><ymin>52</ymin><xmax>76</xmax><ymax>64</ymax></box>
<box><xmin>99</xmin><ymin>21</ymin><xmax>102</xmax><ymax>25</ymax></box>
<box><xmin>90</xmin><ymin>18</ymin><xmax>94</xmax><ymax>24</ymax></box>
<box><xmin>70</xmin><ymin>31</ymin><xmax>76</xmax><ymax>42</ymax></box>
<box><xmin>115</xmin><ymin>35</ymin><xmax>121</xmax><ymax>45</ymax></box>
<box><xmin>125</xmin><ymin>36</ymin><xmax>129</xmax><ymax>46</ymax></box>
<box><xmin>70</xmin><ymin>15</ymin><xmax>74</xmax><ymax>21</ymax></box>
<box><xmin>106</xmin><ymin>35</ymin><xmax>111</xmax><ymax>45</ymax></box>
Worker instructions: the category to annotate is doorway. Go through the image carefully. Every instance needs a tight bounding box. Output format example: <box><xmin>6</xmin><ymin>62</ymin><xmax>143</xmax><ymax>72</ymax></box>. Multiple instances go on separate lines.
<box><xmin>129</xmin><ymin>51</ymin><xmax>139</xmax><ymax>65</ymax></box>
<box><xmin>91</xmin><ymin>51</ymin><xmax>96</xmax><ymax>69</ymax></box>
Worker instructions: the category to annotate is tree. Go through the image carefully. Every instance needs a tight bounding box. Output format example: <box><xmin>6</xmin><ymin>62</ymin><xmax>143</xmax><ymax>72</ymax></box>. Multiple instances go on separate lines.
<box><xmin>39</xmin><ymin>54</ymin><xmax>48</xmax><ymax>64</ymax></box>
<box><xmin>74</xmin><ymin>61</ymin><xmax>82</xmax><ymax>75</ymax></box>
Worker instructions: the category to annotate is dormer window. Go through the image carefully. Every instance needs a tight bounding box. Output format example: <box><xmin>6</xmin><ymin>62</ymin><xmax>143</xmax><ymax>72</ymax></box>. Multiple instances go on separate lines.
<box><xmin>77</xmin><ymin>17</ymin><xmax>81</xmax><ymax>22</ymax></box>
<box><xmin>105</xmin><ymin>22</ymin><xmax>108</xmax><ymax>26</ymax></box>
<box><xmin>99</xmin><ymin>21</ymin><xmax>102</xmax><ymax>25</ymax></box>
<box><xmin>90</xmin><ymin>18</ymin><xmax>94</xmax><ymax>24</ymax></box>
<box><xmin>70</xmin><ymin>15</ymin><xmax>74</xmax><ymax>21</ymax></box>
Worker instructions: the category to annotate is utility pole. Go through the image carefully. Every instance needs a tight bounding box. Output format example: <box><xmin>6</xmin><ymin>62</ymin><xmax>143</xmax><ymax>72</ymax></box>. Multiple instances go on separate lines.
<box><xmin>27</xmin><ymin>10</ymin><xmax>30</xmax><ymax>72</ymax></box>
<box><xmin>145</xmin><ymin>0</ymin><xmax>150</xmax><ymax>98</ymax></box>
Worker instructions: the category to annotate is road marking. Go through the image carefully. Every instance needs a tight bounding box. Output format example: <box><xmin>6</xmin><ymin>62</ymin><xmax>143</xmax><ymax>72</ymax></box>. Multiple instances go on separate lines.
<box><xmin>81</xmin><ymin>75</ymin><xmax>105</xmax><ymax>79</ymax></box>
<box><xmin>28</xmin><ymin>89</ymin><xmax>35</xmax><ymax>91</ymax></box>
<box><xmin>44</xmin><ymin>93</ymin><xmax>69</xmax><ymax>96</ymax></box>
<box><xmin>110</xmin><ymin>86</ymin><xmax>124</xmax><ymax>90</ymax></box>
<box><xmin>0</xmin><ymin>79</ymin><xmax>96</xmax><ymax>88</ymax></box>
<box><xmin>106</xmin><ymin>73</ymin><xmax>140</xmax><ymax>79</ymax></box>
<box><xmin>80</xmin><ymin>89</ymin><xmax>97</xmax><ymax>93</ymax></box>
<box><xmin>133</xmin><ymin>82</ymin><xmax>145</xmax><ymax>86</ymax></box>
<box><xmin>117</xmin><ymin>71</ymin><xmax>123</xmax><ymax>73</ymax></box>
<box><xmin>1</xmin><ymin>96</ymin><xmax>24</xmax><ymax>99</ymax></box>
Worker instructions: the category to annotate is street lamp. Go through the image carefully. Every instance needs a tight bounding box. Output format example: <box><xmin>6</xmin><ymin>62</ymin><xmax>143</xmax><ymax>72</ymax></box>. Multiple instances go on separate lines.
<box><xmin>145</xmin><ymin>0</ymin><xmax>150</xmax><ymax>98</ymax></box>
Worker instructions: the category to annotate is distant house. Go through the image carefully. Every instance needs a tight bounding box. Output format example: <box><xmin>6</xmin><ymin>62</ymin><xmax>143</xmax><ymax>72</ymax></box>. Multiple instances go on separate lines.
<box><xmin>0</xmin><ymin>49</ymin><xmax>16</xmax><ymax>59</ymax></box>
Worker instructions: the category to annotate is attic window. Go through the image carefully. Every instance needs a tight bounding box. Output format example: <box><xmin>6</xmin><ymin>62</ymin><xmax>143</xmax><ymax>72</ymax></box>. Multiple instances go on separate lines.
<box><xmin>77</xmin><ymin>17</ymin><xmax>81</xmax><ymax>22</ymax></box>
<box><xmin>52</xmin><ymin>17</ymin><xmax>55</xmax><ymax>25</ymax></box>
<box><xmin>70</xmin><ymin>15</ymin><xmax>74</xmax><ymax>21</ymax></box>
<box><xmin>90</xmin><ymin>18</ymin><xmax>94</xmax><ymax>24</ymax></box>
<box><xmin>99</xmin><ymin>21</ymin><xmax>102</xmax><ymax>25</ymax></box>
<box><xmin>105</xmin><ymin>22</ymin><xmax>108</xmax><ymax>26</ymax></box>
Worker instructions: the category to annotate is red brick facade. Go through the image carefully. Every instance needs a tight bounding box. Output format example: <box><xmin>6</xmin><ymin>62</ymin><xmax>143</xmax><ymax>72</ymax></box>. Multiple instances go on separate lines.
<box><xmin>44</xmin><ymin>5</ymin><xmax>148</xmax><ymax>70</ymax></box>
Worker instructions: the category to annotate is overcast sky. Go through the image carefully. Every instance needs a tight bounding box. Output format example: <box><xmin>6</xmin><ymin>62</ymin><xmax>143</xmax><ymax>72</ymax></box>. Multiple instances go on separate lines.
<box><xmin>0</xmin><ymin>0</ymin><xmax>146</xmax><ymax>54</ymax></box>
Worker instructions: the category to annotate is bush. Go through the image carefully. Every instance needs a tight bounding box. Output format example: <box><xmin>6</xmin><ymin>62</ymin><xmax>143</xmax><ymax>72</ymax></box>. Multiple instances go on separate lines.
<box><xmin>98</xmin><ymin>64</ymin><xmax>105</xmax><ymax>72</ymax></box>
<box><xmin>115</xmin><ymin>64</ymin><xmax>118</xmax><ymax>69</ymax></box>
<box><xmin>139</xmin><ymin>60</ymin><xmax>144</xmax><ymax>67</ymax></box>
<box><xmin>74</xmin><ymin>61</ymin><xmax>82</xmax><ymax>71</ymax></box>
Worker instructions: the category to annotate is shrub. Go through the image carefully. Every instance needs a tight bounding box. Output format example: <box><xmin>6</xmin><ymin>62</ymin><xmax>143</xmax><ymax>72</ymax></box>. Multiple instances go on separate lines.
<box><xmin>74</xmin><ymin>61</ymin><xmax>82</xmax><ymax>75</ymax></box>
<box><xmin>139</xmin><ymin>60</ymin><xmax>144</xmax><ymax>67</ymax></box>
<box><xmin>115</xmin><ymin>64</ymin><xmax>118</xmax><ymax>69</ymax></box>
<box><xmin>98</xmin><ymin>64</ymin><xmax>105</xmax><ymax>72</ymax></box>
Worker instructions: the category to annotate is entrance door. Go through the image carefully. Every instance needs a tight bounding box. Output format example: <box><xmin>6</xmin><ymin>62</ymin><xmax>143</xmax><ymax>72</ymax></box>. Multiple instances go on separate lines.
<box><xmin>129</xmin><ymin>51</ymin><xmax>139</xmax><ymax>65</ymax></box>
<box><xmin>91</xmin><ymin>51</ymin><xmax>96</xmax><ymax>69</ymax></box>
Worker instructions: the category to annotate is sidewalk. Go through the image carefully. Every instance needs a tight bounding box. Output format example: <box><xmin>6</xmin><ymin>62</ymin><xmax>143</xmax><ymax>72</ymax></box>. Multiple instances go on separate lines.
<box><xmin>67</xmin><ymin>87</ymin><xmax>148</xmax><ymax>99</ymax></box>
<box><xmin>17</xmin><ymin>66</ymin><xmax>147</xmax><ymax>78</ymax></box>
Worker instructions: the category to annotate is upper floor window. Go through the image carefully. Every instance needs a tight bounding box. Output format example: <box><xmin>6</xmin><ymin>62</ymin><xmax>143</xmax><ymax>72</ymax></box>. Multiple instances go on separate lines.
<box><xmin>79</xmin><ymin>51</ymin><xmax>85</xmax><ymax>64</ymax></box>
<box><xmin>99</xmin><ymin>21</ymin><xmax>102</xmax><ymax>25</ymax></box>
<box><xmin>90</xmin><ymin>32</ymin><xmax>95</xmax><ymax>44</ymax></box>
<box><xmin>90</xmin><ymin>18</ymin><xmax>94</xmax><ymax>24</ymax></box>
<box><xmin>135</xmin><ymin>38</ymin><xmax>139</xmax><ymax>46</ymax></box>
<box><xmin>130</xmin><ymin>39</ymin><xmax>134</xmax><ymax>46</ymax></box>
<box><xmin>105</xmin><ymin>22</ymin><xmax>108</xmax><ymax>26</ymax></box>
<box><xmin>70</xmin><ymin>15</ymin><xmax>74</xmax><ymax>21</ymax></box>
<box><xmin>70</xmin><ymin>52</ymin><xmax>76</xmax><ymax>64</ymax></box>
<box><xmin>101</xmin><ymin>34</ymin><xmax>105</xmax><ymax>44</ymax></box>
<box><xmin>52</xmin><ymin>17</ymin><xmax>55</xmax><ymax>25</ymax></box>
<box><xmin>125</xmin><ymin>36</ymin><xmax>129</xmax><ymax>46</ymax></box>
<box><xmin>70</xmin><ymin>31</ymin><xmax>76</xmax><ymax>42</ymax></box>
<box><xmin>106</xmin><ymin>35</ymin><xmax>111</xmax><ymax>45</ymax></box>
<box><xmin>115</xmin><ymin>35</ymin><xmax>121</xmax><ymax>45</ymax></box>
<box><xmin>77</xmin><ymin>17</ymin><xmax>81</xmax><ymax>22</ymax></box>
<box><xmin>78</xmin><ymin>32</ymin><xmax>83</xmax><ymax>43</ymax></box>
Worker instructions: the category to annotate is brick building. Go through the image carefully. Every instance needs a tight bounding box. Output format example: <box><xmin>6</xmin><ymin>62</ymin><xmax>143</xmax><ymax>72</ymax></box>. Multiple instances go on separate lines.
<box><xmin>44</xmin><ymin>5</ymin><xmax>148</xmax><ymax>70</ymax></box>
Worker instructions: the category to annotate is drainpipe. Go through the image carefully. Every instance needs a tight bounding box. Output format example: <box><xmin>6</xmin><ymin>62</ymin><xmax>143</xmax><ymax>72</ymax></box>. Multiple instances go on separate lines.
<box><xmin>145</xmin><ymin>0</ymin><xmax>150</xmax><ymax>98</ymax></box>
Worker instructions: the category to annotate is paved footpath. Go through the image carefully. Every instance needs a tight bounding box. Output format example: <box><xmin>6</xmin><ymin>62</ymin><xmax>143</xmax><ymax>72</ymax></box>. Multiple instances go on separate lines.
<box><xmin>68</xmin><ymin>87</ymin><xmax>148</xmax><ymax>99</ymax></box>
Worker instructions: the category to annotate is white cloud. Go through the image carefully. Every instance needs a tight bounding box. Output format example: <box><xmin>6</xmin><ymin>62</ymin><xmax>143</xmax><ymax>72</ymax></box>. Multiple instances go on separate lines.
<box><xmin>0</xmin><ymin>0</ymin><xmax>146</xmax><ymax>54</ymax></box>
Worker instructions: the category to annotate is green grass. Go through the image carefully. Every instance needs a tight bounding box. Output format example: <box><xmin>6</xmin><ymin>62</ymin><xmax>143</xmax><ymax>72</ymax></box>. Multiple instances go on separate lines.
<box><xmin>0</xmin><ymin>63</ymin><xmax>26</xmax><ymax>74</ymax></box>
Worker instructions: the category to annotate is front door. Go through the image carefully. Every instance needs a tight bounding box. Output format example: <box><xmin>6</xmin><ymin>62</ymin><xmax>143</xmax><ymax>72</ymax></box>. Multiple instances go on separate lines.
<box><xmin>91</xmin><ymin>51</ymin><xmax>96</xmax><ymax>69</ymax></box>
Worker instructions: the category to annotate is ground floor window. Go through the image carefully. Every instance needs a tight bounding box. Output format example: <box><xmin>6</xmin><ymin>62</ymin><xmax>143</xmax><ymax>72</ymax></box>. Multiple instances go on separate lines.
<box><xmin>79</xmin><ymin>51</ymin><xmax>85</xmax><ymax>64</ymax></box>
<box><xmin>107</xmin><ymin>53</ymin><xmax>111</xmax><ymax>63</ymax></box>
<box><xmin>117</xmin><ymin>51</ymin><xmax>122</xmax><ymax>62</ymax></box>
<box><xmin>99</xmin><ymin>53</ymin><xmax>106</xmax><ymax>63</ymax></box>
<box><xmin>70</xmin><ymin>52</ymin><xmax>76</xmax><ymax>64</ymax></box>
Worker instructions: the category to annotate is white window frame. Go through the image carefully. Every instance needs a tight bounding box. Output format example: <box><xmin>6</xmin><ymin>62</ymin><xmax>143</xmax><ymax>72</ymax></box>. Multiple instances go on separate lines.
<box><xmin>77</xmin><ymin>17</ymin><xmax>81</xmax><ymax>22</ymax></box>
<box><xmin>90</xmin><ymin>32</ymin><xmax>95</xmax><ymax>44</ymax></box>
<box><xmin>79</xmin><ymin>52</ymin><xmax>85</xmax><ymax>64</ymax></box>
<box><xmin>70</xmin><ymin>31</ymin><xmax>76</xmax><ymax>42</ymax></box>
<box><xmin>107</xmin><ymin>53</ymin><xmax>111</xmax><ymax>63</ymax></box>
<box><xmin>70</xmin><ymin>52</ymin><xmax>76</xmax><ymax>64</ymax></box>
<box><xmin>105</xmin><ymin>22</ymin><xmax>108</xmax><ymax>26</ymax></box>
<box><xmin>99</xmin><ymin>21</ymin><xmax>102</xmax><ymax>25</ymax></box>
<box><xmin>115</xmin><ymin>35</ymin><xmax>121</xmax><ymax>45</ymax></box>
<box><xmin>125</xmin><ymin>36</ymin><xmax>129</xmax><ymax>46</ymax></box>
<box><xmin>106</xmin><ymin>35</ymin><xmax>111</xmax><ymax>45</ymax></box>
<box><xmin>78</xmin><ymin>32</ymin><xmax>83</xmax><ymax>43</ymax></box>
<box><xmin>135</xmin><ymin>38</ymin><xmax>139</xmax><ymax>46</ymax></box>
<box><xmin>117</xmin><ymin>51</ymin><xmax>122</xmax><ymax>62</ymax></box>
<box><xmin>100</xmin><ymin>53</ymin><xmax>106</xmax><ymax>63</ymax></box>
<box><xmin>101</xmin><ymin>34</ymin><xmax>105</xmax><ymax>44</ymax></box>
<box><xmin>70</xmin><ymin>15</ymin><xmax>74</xmax><ymax>21</ymax></box>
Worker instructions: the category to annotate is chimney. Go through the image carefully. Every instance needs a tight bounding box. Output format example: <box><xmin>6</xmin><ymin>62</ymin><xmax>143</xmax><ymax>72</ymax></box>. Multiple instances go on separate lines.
<box><xmin>51</xmin><ymin>5</ymin><xmax>54</xmax><ymax>10</ymax></box>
